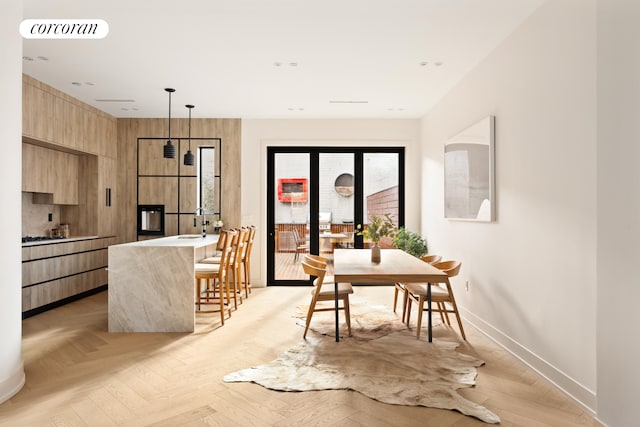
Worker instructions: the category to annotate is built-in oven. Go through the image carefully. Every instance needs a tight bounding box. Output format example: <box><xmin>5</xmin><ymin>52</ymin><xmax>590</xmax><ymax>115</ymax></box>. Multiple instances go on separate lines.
<box><xmin>137</xmin><ymin>205</ymin><xmax>165</xmax><ymax>236</ymax></box>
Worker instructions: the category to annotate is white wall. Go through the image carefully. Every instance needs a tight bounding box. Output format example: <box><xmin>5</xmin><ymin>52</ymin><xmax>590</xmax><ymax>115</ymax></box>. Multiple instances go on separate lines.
<box><xmin>0</xmin><ymin>0</ymin><xmax>26</xmax><ymax>404</ymax></box>
<box><xmin>596</xmin><ymin>1</ymin><xmax>640</xmax><ymax>425</ymax></box>
<box><xmin>241</xmin><ymin>119</ymin><xmax>421</xmax><ymax>286</ymax></box>
<box><xmin>421</xmin><ymin>0</ymin><xmax>597</xmax><ymax>412</ymax></box>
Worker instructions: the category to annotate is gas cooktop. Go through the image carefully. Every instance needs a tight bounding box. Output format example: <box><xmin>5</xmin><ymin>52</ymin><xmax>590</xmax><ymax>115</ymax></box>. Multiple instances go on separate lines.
<box><xmin>21</xmin><ymin>236</ymin><xmax>66</xmax><ymax>243</ymax></box>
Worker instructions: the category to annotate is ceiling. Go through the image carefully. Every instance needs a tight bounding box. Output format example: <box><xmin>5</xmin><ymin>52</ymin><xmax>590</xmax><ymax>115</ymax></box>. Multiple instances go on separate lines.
<box><xmin>22</xmin><ymin>0</ymin><xmax>544</xmax><ymax>120</ymax></box>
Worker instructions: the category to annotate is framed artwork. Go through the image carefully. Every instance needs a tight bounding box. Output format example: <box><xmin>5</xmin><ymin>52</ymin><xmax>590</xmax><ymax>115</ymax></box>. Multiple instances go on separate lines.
<box><xmin>444</xmin><ymin>115</ymin><xmax>495</xmax><ymax>222</ymax></box>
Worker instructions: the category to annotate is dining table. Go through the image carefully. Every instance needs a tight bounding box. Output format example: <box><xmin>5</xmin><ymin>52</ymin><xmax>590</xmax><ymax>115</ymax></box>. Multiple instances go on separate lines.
<box><xmin>332</xmin><ymin>248</ymin><xmax>449</xmax><ymax>342</ymax></box>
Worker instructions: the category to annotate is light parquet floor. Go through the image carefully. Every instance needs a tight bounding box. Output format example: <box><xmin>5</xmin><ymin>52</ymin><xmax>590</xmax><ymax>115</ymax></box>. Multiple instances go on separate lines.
<box><xmin>0</xmin><ymin>286</ymin><xmax>601</xmax><ymax>426</ymax></box>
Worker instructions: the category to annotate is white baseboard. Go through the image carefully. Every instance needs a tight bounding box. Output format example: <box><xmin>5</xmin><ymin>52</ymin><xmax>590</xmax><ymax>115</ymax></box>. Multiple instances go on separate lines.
<box><xmin>462</xmin><ymin>309</ymin><xmax>597</xmax><ymax>415</ymax></box>
<box><xmin>0</xmin><ymin>361</ymin><xmax>25</xmax><ymax>405</ymax></box>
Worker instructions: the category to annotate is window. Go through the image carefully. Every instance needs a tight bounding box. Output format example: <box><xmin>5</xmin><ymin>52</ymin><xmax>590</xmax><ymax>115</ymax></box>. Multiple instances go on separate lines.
<box><xmin>198</xmin><ymin>146</ymin><xmax>220</xmax><ymax>216</ymax></box>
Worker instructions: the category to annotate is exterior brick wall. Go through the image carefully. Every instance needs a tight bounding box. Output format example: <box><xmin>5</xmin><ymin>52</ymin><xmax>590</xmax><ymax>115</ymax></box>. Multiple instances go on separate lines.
<box><xmin>366</xmin><ymin>185</ymin><xmax>399</xmax><ymax>224</ymax></box>
<box><xmin>366</xmin><ymin>185</ymin><xmax>398</xmax><ymax>248</ymax></box>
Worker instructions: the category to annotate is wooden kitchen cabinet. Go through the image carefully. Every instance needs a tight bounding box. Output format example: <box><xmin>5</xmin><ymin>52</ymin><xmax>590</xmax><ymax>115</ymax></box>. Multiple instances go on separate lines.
<box><xmin>52</xmin><ymin>150</ymin><xmax>79</xmax><ymax>205</ymax></box>
<box><xmin>97</xmin><ymin>156</ymin><xmax>116</xmax><ymax>236</ymax></box>
<box><xmin>22</xmin><ymin>142</ymin><xmax>53</xmax><ymax>193</ymax></box>
<box><xmin>23</xmin><ymin>143</ymin><xmax>79</xmax><ymax>205</ymax></box>
<box><xmin>97</xmin><ymin>115</ymin><xmax>117</xmax><ymax>158</ymax></box>
<box><xmin>22</xmin><ymin>81</ymin><xmax>64</xmax><ymax>144</ymax></box>
<box><xmin>63</xmin><ymin>101</ymin><xmax>85</xmax><ymax>151</ymax></box>
<box><xmin>22</xmin><ymin>237</ymin><xmax>116</xmax><ymax>316</ymax></box>
<box><xmin>83</xmin><ymin>109</ymin><xmax>99</xmax><ymax>154</ymax></box>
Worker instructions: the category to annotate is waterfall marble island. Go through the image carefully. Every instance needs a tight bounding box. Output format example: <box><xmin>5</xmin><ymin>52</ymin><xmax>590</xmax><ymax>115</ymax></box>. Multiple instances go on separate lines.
<box><xmin>108</xmin><ymin>234</ymin><xmax>219</xmax><ymax>332</ymax></box>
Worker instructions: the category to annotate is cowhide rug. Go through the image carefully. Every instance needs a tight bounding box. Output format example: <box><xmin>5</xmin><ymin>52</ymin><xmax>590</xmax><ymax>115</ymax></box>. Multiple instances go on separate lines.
<box><xmin>223</xmin><ymin>302</ymin><xmax>500</xmax><ymax>424</ymax></box>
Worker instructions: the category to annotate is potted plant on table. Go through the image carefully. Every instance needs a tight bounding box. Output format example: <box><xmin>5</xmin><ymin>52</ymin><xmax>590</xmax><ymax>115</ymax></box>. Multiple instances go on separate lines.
<box><xmin>356</xmin><ymin>213</ymin><xmax>396</xmax><ymax>263</ymax></box>
<box><xmin>393</xmin><ymin>227</ymin><xmax>428</xmax><ymax>258</ymax></box>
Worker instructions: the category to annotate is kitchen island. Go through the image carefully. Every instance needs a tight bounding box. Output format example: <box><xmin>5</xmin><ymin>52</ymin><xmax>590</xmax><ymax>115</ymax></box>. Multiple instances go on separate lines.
<box><xmin>108</xmin><ymin>234</ymin><xmax>219</xmax><ymax>332</ymax></box>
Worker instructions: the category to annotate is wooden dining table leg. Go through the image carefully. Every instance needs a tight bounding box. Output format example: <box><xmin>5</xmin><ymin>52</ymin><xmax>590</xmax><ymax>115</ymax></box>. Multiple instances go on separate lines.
<box><xmin>427</xmin><ymin>282</ymin><xmax>432</xmax><ymax>342</ymax></box>
<box><xmin>335</xmin><ymin>282</ymin><xmax>340</xmax><ymax>342</ymax></box>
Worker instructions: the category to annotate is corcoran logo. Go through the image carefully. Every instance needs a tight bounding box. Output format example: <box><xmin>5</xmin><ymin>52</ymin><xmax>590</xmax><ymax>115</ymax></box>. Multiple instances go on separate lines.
<box><xmin>20</xmin><ymin>19</ymin><xmax>109</xmax><ymax>39</ymax></box>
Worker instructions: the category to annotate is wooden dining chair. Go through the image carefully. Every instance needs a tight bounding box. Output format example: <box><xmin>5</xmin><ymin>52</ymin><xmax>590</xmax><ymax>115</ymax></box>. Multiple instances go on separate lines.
<box><xmin>292</xmin><ymin>228</ymin><xmax>310</xmax><ymax>262</ymax></box>
<box><xmin>405</xmin><ymin>260</ymin><xmax>465</xmax><ymax>340</ymax></box>
<box><xmin>393</xmin><ymin>254</ymin><xmax>442</xmax><ymax>322</ymax></box>
<box><xmin>300</xmin><ymin>260</ymin><xmax>353</xmax><ymax>339</ymax></box>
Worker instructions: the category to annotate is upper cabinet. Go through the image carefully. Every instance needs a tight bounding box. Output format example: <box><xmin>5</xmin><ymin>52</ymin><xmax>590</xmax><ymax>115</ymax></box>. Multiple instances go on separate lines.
<box><xmin>22</xmin><ymin>82</ymin><xmax>64</xmax><ymax>144</ymax></box>
<box><xmin>22</xmin><ymin>142</ymin><xmax>79</xmax><ymax>205</ymax></box>
<box><xmin>22</xmin><ymin>75</ymin><xmax>117</xmax><ymax>158</ymax></box>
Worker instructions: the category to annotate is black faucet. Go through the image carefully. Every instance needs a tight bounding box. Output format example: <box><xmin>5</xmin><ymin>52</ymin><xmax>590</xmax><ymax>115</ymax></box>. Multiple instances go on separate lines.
<box><xmin>193</xmin><ymin>207</ymin><xmax>208</xmax><ymax>237</ymax></box>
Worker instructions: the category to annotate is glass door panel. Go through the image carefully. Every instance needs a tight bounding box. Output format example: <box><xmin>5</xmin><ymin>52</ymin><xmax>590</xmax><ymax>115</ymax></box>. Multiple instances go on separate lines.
<box><xmin>362</xmin><ymin>152</ymin><xmax>400</xmax><ymax>248</ymax></box>
<box><xmin>319</xmin><ymin>153</ymin><xmax>355</xmax><ymax>265</ymax></box>
<box><xmin>273</xmin><ymin>153</ymin><xmax>310</xmax><ymax>281</ymax></box>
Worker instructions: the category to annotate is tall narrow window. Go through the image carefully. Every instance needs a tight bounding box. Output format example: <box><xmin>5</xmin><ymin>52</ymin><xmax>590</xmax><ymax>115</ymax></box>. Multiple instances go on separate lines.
<box><xmin>198</xmin><ymin>146</ymin><xmax>220</xmax><ymax>216</ymax></box>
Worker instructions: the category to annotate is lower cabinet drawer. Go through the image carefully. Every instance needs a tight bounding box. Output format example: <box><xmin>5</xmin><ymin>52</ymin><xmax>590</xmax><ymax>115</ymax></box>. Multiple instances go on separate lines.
<box><xmin>21</xmin><ymin>237</ymin><xmax>114</xmax><ymax>314</ymax></box>
<box><xmin>22</xmin><ymin>268</ymin><xmax>108</xmax><ymax>312</ymax></box>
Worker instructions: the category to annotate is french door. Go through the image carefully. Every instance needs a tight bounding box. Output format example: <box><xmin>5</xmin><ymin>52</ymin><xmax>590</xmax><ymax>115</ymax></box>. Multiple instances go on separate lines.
<box><xmin>267</xmin><ymin>147</ymin><xmax>405</xmax><ymax>285</ymax></box>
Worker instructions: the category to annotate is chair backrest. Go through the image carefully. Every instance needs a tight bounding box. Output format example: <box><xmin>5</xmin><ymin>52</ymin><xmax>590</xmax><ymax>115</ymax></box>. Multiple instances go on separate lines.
<box><xmin>420</xmin><ymin>254</ymin><xmax>442</xmax><ymax>265</ymax></box>
<box><xmin>292</xmin><ymin>228</ymin><xmax>302</xmax><ymax>245</ymax></box>
<box><xmin>303</xmin><ymin>254</ymin><xmax>326</xmax><ymax>269</ymax></box>
<box><xmin>301</xmin><ymin>260</ymin><xmax>327</xmax><ymax>301</ymax></box>
<box><xmin>244</xmin><ymin>225</ymin><xmax>256</xmax><ymax>260</ymax></box>
<box><xmin>216</xmin><ymin>228</ymin><xmax>229</xmax><ymax>251</ymax></box>
<box><xmin>217</xmin><ymin>229</ymin><xmax>237</xmax><ymax>279</ymax></box>
<box><xmin>432</xmin><ymin>260</ymin><xmax>462</xmax><ymax>278</ymax></box>
<box><xmin>231</xmin><ymin>228</ymin><xmax>247</xmax><ymax>268</ymax></box>
<box><xmin>239</xmin><ymin>226</ymin><xmax>251</xmax><ymax>261</ymax></box>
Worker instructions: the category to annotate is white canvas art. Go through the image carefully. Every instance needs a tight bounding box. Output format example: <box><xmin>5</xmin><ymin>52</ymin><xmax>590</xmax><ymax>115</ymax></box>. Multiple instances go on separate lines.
<box><xmin>444</xmin><ymin>116</ymin><xmax>495</xmax><ymax>221</ymax></box>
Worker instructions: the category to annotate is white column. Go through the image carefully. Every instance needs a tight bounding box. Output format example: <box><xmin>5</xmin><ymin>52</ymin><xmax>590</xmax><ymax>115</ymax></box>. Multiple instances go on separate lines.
<box><xmin>0</xmin><ymin>0</ymin><xmax>26</xmax><ymax>404</ymax></box>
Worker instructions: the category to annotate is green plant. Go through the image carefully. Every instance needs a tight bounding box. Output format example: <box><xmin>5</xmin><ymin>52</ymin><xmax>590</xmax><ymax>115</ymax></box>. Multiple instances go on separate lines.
<box><xmin>356</xmin><ymin>214</ymin><xmax>397</xmax><ymax>245</ymax></box>
<box><xmin>393</xmin><ymin>227</ymin><xmax>428</xmax><ymax>258</ymax></box>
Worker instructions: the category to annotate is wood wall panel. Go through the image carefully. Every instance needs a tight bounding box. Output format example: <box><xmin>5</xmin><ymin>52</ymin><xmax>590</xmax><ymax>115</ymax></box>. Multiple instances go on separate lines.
<box><xmin>138</xmin><ymin>177</ymin><xmax>179</xmax><ymax>212</ymax></box>
<box><xmin>179</xmin><ymin>177</ymin><xmax>197</xmax><ymax>213</ymax></box>
<box><xmin>138</xmin><ymin>139</ymin><xmax>179</xmax><ymax>176</ymax></box>
<box><xmin>118</xmin><ymin>118</ymin><xmax>241</xmax><ymax>243</ymax></box>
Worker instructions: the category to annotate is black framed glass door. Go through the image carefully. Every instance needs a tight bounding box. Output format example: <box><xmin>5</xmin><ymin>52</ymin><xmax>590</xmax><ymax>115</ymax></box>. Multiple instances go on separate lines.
<box><xmin>267</xmin><ymin>147</ymin><xmax>405</xmax><ymax>285</ymax></box>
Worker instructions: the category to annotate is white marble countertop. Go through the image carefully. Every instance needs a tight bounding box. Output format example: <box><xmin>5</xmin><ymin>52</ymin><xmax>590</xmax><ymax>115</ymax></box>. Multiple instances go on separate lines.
<box><xmin>114</xmin><ymin>234</ymin><xmax>219</xmax><ymax>248</ymax></box>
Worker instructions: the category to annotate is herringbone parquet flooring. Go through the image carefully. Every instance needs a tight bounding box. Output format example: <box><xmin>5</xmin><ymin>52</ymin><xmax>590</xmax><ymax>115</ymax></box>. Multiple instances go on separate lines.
<box><xmin>0</xmin><ymin>286</ymin><xmax>600</xmax><ymax>426</ymax></box>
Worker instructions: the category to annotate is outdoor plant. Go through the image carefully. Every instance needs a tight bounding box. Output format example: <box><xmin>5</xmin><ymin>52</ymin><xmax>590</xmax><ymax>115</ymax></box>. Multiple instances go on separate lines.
<box><xmin>393</xmin><ymin>227</ymin><xmax>428</xmax><ymax>258</ymax></box>
<box><xmin>356</xmin><ymin>213</ymin><xmax>397</xmax><ymax>245</ymax></box>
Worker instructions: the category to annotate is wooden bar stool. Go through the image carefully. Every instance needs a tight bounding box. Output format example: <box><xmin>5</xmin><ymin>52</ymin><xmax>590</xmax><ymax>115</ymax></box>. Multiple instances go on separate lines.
<box><xmin>194</xmin><ymin>229</ymin><xmax>236</xmax><ymax>325</ymax></box>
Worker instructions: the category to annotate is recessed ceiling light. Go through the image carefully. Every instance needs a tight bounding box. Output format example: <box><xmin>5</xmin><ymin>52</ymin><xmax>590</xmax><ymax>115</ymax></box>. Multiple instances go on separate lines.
<box><xmin>434</xmin><ymin>61</ymin><xmax>443</xmax><ymax>67</ymax></box>
<box><xmin>289</xmin><ymin>62</ymin><xmax>298</xmax><ymax>67</ymax></box>
<box><xmin>95</xmin><ymin>99</ymin><xmax>136</xmax><ymax>102</ymax></box>
<box><xmin>23</xmin><ymin>56</ymin><xmax>34</xmax><ymax>61</ymax></box>
<box><xmin>84</xmin><ymin>82</ymin><xmax>95</xmax><ymax>86</ymax></box>
<box><xmin>121</xmin><ymin>108</ymin><xmax>129</xmax><ymax>111</ymax></box>
<box><xmin>420</xmin><ymin>61</ymin><xmax>428</xmax><ymax>66</ymax></box>
<box><xmin>329</xmin><ymin>100</ymin><xmax>369</xmax><ymax>104</ymax></box>
<box><xmin>37</xmin><ymin>56</ymin><xmax>49</xmax><ymax>61</ymax></box>
<box><xmin>132</xmin><ymin>107</ymin><xmax>139</xmax><ymax>111</ymax></box>
<box><xmin>71</xmin><ymin>82</ymin><xmax>82</xmax><ymax>86</ymax></box>
<box><xmin>273</xmin><ymin>62</ymin><xmax>282</xmax><ymax>67</ymax></box>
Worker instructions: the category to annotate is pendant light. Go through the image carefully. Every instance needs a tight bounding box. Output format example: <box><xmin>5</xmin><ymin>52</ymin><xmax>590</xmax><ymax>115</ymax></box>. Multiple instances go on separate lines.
<box><xmin>163</xmin><ymin>88</ymin><xmax>176</xmax><ymax>159</ymax></box>
<box><xmin>184</xmin><ymin>104</ymin><xmax>195</xmax><ymax>166</ymax></box>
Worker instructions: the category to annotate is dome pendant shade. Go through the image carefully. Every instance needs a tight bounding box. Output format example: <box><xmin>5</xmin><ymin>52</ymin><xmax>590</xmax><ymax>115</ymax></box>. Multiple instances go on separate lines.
<box><xmin>183</xmin><ymin>104</ymin><xmax>195</xmax><ymax>166</ymax></box>
<box><xmin>163</xmin><ymin>88</ymin><xmax>176</xmax><ymax>159</ymax></box>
